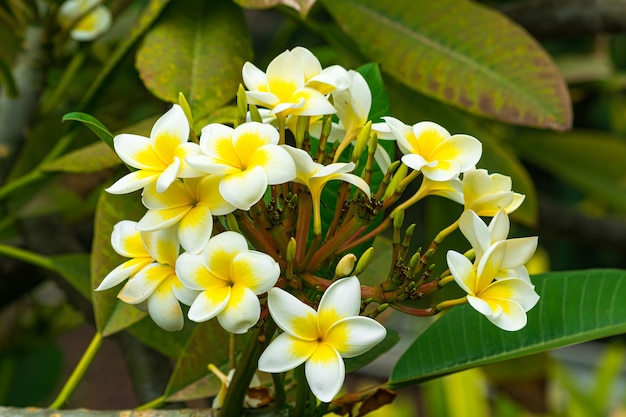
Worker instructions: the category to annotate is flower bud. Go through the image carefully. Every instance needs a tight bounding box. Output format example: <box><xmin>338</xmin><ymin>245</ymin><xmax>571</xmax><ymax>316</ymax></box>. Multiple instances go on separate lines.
<box><xmin>353</xmin><ymin>247</ymin><xmax>374</xmax><ymax>276</ymax></box>
<box><xmin>335</xmin><ymin>253</ymin><xmax>357</xmax><ymax>278</ymax></box>
<box><xmin>287</xmin><ymin>237</ymin><xmax>297</xmax><ymax>263</ymax></box>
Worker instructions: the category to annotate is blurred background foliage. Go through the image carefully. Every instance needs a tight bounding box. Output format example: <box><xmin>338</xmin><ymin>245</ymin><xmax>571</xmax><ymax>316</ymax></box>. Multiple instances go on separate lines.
<box><xmin>1</xmin><ymin>0</ymin><xmax>626</xmax><ymax>414</ymax></box>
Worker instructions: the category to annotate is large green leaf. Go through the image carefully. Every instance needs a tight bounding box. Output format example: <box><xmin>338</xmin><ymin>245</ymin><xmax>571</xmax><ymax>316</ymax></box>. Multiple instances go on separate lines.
<box><xmin>40</xmin><ymin>141</ymin><xmax>120</xmax><ymax>173</ymax></box>
<box><xmin>91</xmin><ymin>188</ymin><xmax>147</xmax><ymax>336</ymax></box>
<box><xmin>390</xmin><ymin>269</ymin><xmax>626</xmax><ymax>387</ymax></box>
<box><xmin>136</xmin><ymin>0</ymin><xmax>253</xmax><ymax>119</ymax></box>
<box><xmin>61</xmin><ymin>112</ymin><xmax>114</xmax><ymax>150</ymax></box>
<box><xmin>49</xmin><ymin>253</ymin><xmax>92</xmax><ymax>300</ymax></box>
<box><xmin>509</xmin><ymin>129</ymin><xmax>626</xmax><ymax>213</ymax></box>
<box><xmin>321</xmin><ymin>0</ymin><xmax>572</xmax><ymax>130</ymax></box>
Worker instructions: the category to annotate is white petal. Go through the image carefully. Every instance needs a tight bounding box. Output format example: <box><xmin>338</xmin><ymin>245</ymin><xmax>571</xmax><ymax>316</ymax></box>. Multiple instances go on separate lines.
<box><xmin>118</xmin><ymin>263</ymin><xmax>173</xmax><ymax>304</ymax></box>
<box><xmin>150</xmin><ymin>105</ymin><xmax>189</xmax><ymax>162</ymax></box>
<box><xmin>249</xmin><ymin>145</ymin><xmax>296</xmax><ymax>185</ymax></box>
<box><xmin>267</xmin><ymin>287</ymin><xmax>318</xmax><ymax>340</ymax></box>
<box><xmin>96</xmin><ymin>258</ymin><xmax>151</xmax><ymax>291</ymax></box>
<box><xmin>137</xmin><ymin>206</ymin><xmax>191</xmax><ymax>232</ymax></box>
<box><xmin>113</xmin><ymin>134</ymin><xmax>163</xmax><ymax>170</ymax></box>
<box><xmin>199</xmin><ymin>123</ymin><xmax>236</xmax><ymax>159</ymax></box>
<box><xmin>188</xmin><ymin>286</ymin><xmax>230</xmax><ymax>322</ymax></box>
<box><xmin>242</xmin><ymin>61</ymin><xmax>268</xmax><ymax>92</ymax></box>
<box><xmin>501</xmin><ymin>237</ymin><xmax>538</xmax><ymax>269</ymax></box>
<box><xmin>217</xmin><ymin>285</ymin><xmax>261</xmax><ymax>334</ymax></box>
<box><xmin>291</xmin><ymin>47</ymin><xmax>322</xmax><ymax>81</ymax></box>
<box><xmin>175</xmin><ymin>252</ymin><xmax>216</xmax><ymax>290</ymax></box>
<box><xmin>231</xmin><ymin>251</ymin><xmax>280</xmax><ymax>294</ymax></box>
<box><xmin>142</xmin><ymin>180</ymin><xmax>192</xmax><ymax>210</ymax></box>
<box><xmin>400</xmin><ymin>153</ymin><xmax>428</xmax><ymax>172</ymax></box>
<box><xmin>489</xmin><ymin>210</ymin><xmax>510</xmax><ymax>243</ymax></box>
<box><xmin>258</xmin><ymin>332</ymin><xmax>314</xmax><ymax>373</ymax></box>
<box><xmin>105</xmin><ymin>170</ymin><xmax>160</xmax><ymax>194</ymax></box>
<box><xmin>446</xmin><ymin>250</ymin><xmax>476</xmax><ymax>295</ymax></box>
<box><xmin>171</xmin><ymin>277</ymin><xmax>201</xmax><ymax>306</ymax></box>
<box><xmin>202</xmin><ymin>231</ymin><xmax>248</xmax><ymax>277</ymax></box>
<box><xmin>178</xmin><ymin>205</ymin><xmax>213</xmax><ymax>254</ymax></box>
<box><xmin>110</xmin><ymin>220</ymin><xmax>146</xmax><ymax>258</ymax></box>
<box><xmin>141</xmin><ymin>227</ymin><xmax>179</xmax><ymax>266</ymax></box>
<box><xmin>325</xmin><ymin>316</ymin><xmax>386</xmax><ymax>358</ymax></box>
<box><xmin>219</xmin><ymin>166</ymin><xmax>268</xmax><ymax>210</ymax></box>
<box><xmin>305</xmin><ymin>344</ymin><xmax>344</xmax><ymax>403</ymax></box>
<box><xmin>318</xmin><ymin>276</ymin><xmax>361</xmax><ymax>320</ymax></box>
<box><xmin>147</xmin><ymin>277</ymin><xmax>184</xmax><ymax>331</ymax></box>
<box><xmin>156</xmin><ymin>158</ymin><xmax>181</xmax><ymax>193</ymax></box>
<box><xmin>459</xmin><ymin>210</ymin><xmax>490</xmax><ymax>257</ymax></box>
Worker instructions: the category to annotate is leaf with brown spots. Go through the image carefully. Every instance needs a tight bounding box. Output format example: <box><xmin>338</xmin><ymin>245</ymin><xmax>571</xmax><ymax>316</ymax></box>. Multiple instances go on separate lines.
<box><xmin>136</xmin><ymin>0</ymin><xmax>253</xmax><ymax>120</ymax></box>
<box><xmin>321</xmin><ymin>0</ymin><xmax>572</xmax><ymax>130</ymax></box>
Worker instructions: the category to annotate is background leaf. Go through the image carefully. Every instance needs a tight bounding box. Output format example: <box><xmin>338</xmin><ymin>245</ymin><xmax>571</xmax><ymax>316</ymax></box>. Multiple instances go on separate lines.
<box><xmin>508</xmin><ymin>129</ymin><xmax>626</xmax><ymax>213</ymax></box>
<box><xmin>40</xmin><ymin>142</ymin><xmax>120</xmax><ymax>173</ymax></box>
<box><xmin>390</xmin><ymin>269</ymin><xmax>626</xmax><ymax>387</ymax></box>
<box><xmin>62</xmin><ymin>112</ymin><xmax>114</xmax><ymax>150</ymax></box>
<box><xmin>234</xmin><ymin>0</ymin><xmax>317</xmax><ymax>17</ymax></box>
<box><xmin>136</xmin><ymin>0</ymin><xmax>253</xmax><ymax>119</ymax></box>
<box><xmin>321</xmin><ymin>0</ymin><xmax>572</xmax><ymax>130</ymax></box>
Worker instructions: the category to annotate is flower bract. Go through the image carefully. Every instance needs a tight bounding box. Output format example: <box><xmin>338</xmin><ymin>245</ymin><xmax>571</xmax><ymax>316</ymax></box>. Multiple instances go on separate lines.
<box><xmin>175</xmin><ymin>231</ymin><xmax>280</xmax><ymax>334</ymax></box>
<box><xmin>258</xmin><ymin>276</ymin><xmax>386</xmax><ymax>403</ymax></box>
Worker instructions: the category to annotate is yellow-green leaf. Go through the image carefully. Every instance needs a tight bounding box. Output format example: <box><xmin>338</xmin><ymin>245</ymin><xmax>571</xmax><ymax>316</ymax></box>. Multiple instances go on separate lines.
<box><xmin>136</xmin><ymin>0</ymin><xmax>253</xmax><ymax>119</ymax></box>
<box><xmin>41</xmin><ymin>142</ymin><xmax>120</xmax><ymax>173</ymax></box>
<box><xmin>321</xmin><ymin>0</ymin><xmax>572</xmax><ymax>130</ymax></box>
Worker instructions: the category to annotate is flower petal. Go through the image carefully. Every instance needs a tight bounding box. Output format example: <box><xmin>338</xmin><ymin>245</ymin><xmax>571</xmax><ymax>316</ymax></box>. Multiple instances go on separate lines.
<box><xmin>178</xmin><ymin>204</ymin><xmax>213</xmax><ymax>254</ymax></box>
<box><xmin>446</xmin><ymin>250</ymin><xmax>476</xmax><ymax>295</ymax></box>
<box><xmin>150</xmin><ymin>105</ymin><xmax>189</xmax><ymax>164</ymax></box>
<box><xmin>141</xmin><ymin>227</ymin><xmax>179</xmax><ymax>266</ymax></box>
<box><xmin>111</xmin><ymin>220</ymin><xmax>147</xmax><ymax>258</ymax></box>
<box><xmin>156</xmin><ymin>157</ymin><xmax>181</xmax><ymax>193</ymax></box>
<box><xmin>219</xmin><ymin>166</ymin><xmax>268</xmax><ymax>210</ymax></box>
<box><xmin>147</xmin><ymin>276</ymin><xmax>185</xmax><ymax>331</ymax></box>
<box><xmin>231</xmin><ymin>251</ymin><xmax>280</xmax><ymax>294</ymax></box>
<box><xmin>118</xmin><ymin>263</ymin><xmax>174</xmax><ymax>304</ymax></box>
<box><xmin>113</xmin><ymin>134</ymin><xmax>165</xmax><ymax>170</ymax></box>
<box><xmin>137</xmin><ymin>206</ymin><xmax>192</xmax><ymax>232</ymax></box>
<box><xmin>258</xmin><ymin>332</ymin><xmax>315</xmax><ymax>373</ymax></box>
<box><xmin>202</xmin><ymin>231</ymin><xmax>248</xmax><ymax>278</ymax></box>
<box><xmin>267</xmin><ymin>287</ymin><xmax>318</xmax><ymax>340</ymax></box>
<box><xmin>196</xmin><ymin>175</ymin><xmax>236</xmax><ymax>215</ymax></box>
<box><xmin>325</xmin><ymin>316</ymin><xmax>386</xmax><ymax>358</ymax></box>
<box><xmin>318</xmin><ymin>277</ymin><xmax>361</xmax><ymax>335</ymax></box>
<box><xmin>217</xmin><ymin>285</ymin><xmax>261</xmax><ymax>334</ymax></box>
<box><xmin>199</xmin><ymin>123</ymin><xmax>237</xmax><ymax>163</ymax></box>
<box><xmin>105</xmin><ymin>170</ymin><xmax>160</xmax><ymax>194</ymax></box>
<box><xmin>242</xmin><ymin>61</ymin><xmax>268</xmax><ymax>92</ymax></box>
<box><xmin>176</xmin><ymin>252</ymin><xmax>226</xmax><ymax>290</ymax></box>
<box><xmin>188</xmin><ymin>286</ymin><xmax>231</xmax><ymax>322</ymax></box>
<box><xmin>305</xmin><ymin>344</ymin><xmax>344</xmax><ymax>403</ymax></box>
<box><xmin>96</xmin><ymin>258</ymin><xmax>151</xmax><ymax>291</ymax></box>
<box><xmin>501</xmin><ymin>237</ymin><xmax>538</xmax><ymax>269</ymax></box>
<box><xmin>142</xmin><ymin>180</ymin><xmax>193</xmax><ymax>210</ymax></box>
<box><xmin>459</xmin><ymin>210</ymin><xmax>491</xmax><ymax>258</ymax></box>
<box><xmin>248</xmin><ymin>145</ymin><xmax>296</xmax><ymax>185</ymax></box>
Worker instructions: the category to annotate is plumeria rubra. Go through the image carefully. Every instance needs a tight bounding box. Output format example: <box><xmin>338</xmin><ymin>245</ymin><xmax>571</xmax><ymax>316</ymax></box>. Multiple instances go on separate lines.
<box><xmin>92</xmin><ymin>45</ymin><xmax>540</xmax><ymax>414</ymax></box>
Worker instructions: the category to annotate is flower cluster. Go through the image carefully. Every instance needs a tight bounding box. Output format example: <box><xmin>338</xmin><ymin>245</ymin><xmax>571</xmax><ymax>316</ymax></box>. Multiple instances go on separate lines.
<box><xmin>97</xmin><ymin>46</ymin><xmax>540</xmax><ymax>405</ymax></box>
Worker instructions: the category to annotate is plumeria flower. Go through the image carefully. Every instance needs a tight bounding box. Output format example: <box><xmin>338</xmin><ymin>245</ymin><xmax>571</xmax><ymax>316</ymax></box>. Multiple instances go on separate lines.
<box><xmin>413</xmin><ymin>176</ymin><xmax>464</xmax><ymax>205</ymax></box>
<box><xmin>106</xmin><ymin>105</ymin><xmax>203</xmax><ymax>195</ymax></box>
<box><xmin>447</xmin><ymin>241</ymin><xmax>540</xmax><ymax>331</ymax></box>
<box><xmin>137</xmin><ymin>176</ymin><xmax>236</xmax><ymax>254</ymax></box>
<box><xmin>283</xmin><ymin>146</ymin><xmax>370</xmax><ymax>234</ymax></box>
<box><xmin>96</xmin><ymin>221</ymin><xmax>197</xmax><ymax>331</ymax></box>
<box><xmin>462</xmin><ymin>169</ymin><xmax>525</xmax><ymax>216</ymax></box>
<box><xmin>175</xmin><ymin>231</ymin><xmax>280</xmax><ymax>334</ymax></box>
<box><xmin>185</xmin><ymin>122</ymin><xmax>296</xmax><ymax>210</ymax></box>
<box><xmin>258</xmin><ymin>276</ymin><xmax>386</xmax><ymax>403</ymax></box>
<box><xmin>58</xmin><ymin>0</ymin><xmax>112</xmax><ymax>42</ymax></box>
<box><xmin>383</xmin><ymin>116</ymin><xmax>482</xmax><ymax>181</ymax></box>
<box><xmin>459</xmin><ymin>209</ymin><xmax>538</xmax><ymax>284</ymax></box>
<box><xmin>242</xmin><ymin>47</ymin><xmax>349</xmax><ymax>117</ymax></box>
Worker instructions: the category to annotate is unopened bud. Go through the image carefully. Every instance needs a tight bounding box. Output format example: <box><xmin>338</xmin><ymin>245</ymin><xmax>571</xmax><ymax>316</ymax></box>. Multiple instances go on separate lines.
<box><xmin>353</xmin><ymin>247</ymin><xmax>374</xmax><ymax>276</ymax></box>
<box><xmin>237</xmin><ymin>84</ymin><xmax>247</xmax><ymax>123</ymax></box>
<box><xmin>393</xmin><ymin>209</ymin><xmax>405</xmax><ymax>228</ymax></box>
<box><xmin>335</xmin><ymin>253</ymin><xmax>357</xmax><ymax>278</ymax></box>
<box><xmin>249</xmin><ymin>104</ymin><xmax>262</xmax><ymax>123</ymax></box>
<box><xmin>286</xmin><ymin>237</ymin><xmax>297</xmax><ymax>263</ymax></box>
<box><xmin>178</xmin><ymin>92</ymin><xmax>194</xmax><ymax>128</ymax></box>
<box><xmin>384</xmin><ymin>163</ymin><xmax>408</xmax><ymax>199</ymax></box>
<box><xmin>352</xmin><ymin>121</ymin><xmax>372</xmax><ymax>161</ymax></box>
<box><xmin>226</xmin><ymin>213</ymin><xmax>240</xmax><ymax>233</ymax></box>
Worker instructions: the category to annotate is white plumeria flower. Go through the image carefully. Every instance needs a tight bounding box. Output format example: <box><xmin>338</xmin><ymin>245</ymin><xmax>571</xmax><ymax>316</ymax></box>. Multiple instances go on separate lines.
<box><xmin>258</xmin><ymin>276</ymin><xmax>386</xmax><ymax>403</ymax></box>
<box><xmin>137</xmin><ymin>176</ymin><xmax>236</xmax><ymax>254</ymax></box>
<box><xmin>383</xmin><ymin>116</ymin><xmax>482</xmax><ymax>181</ymax></box>
<box><xmin>242</xmin><ymin>47</ymin><xmax>349</xmax><ymax>117</ymax></box>
<box><xmin>58</xmin><ymin>0</ymin><xmax>112</xmax><ymax>42</ymax></box>
<box><xmin>175</xmin><ymin>231</ymin><xmax>280</xmax><ymax>334</ymax></box>
<box><xmin>459</xmin><ymin>210</ymin><xmax>538</xmax><ymax>284</ymax></box>
<box><xmin>462</xmin><ymin>169</ymin><xmax>525</xmax><ymax>216</ymax></box>
<box><xmin>106</xmin><ymin>105</ymin><xmax>203</xmax><ymax>195</ymax></box>
<box><xmin>96</xmin><ymin>221</ymin><xmax>198</xmax><ymax>331</ymax></box>
<box><xmin>283</xmin><ymin>146</ymin><xmax>370</xmax><ymax>234</ymax></box>
<box><xmin>446</xmin><ymin>241</ymin><xmax>540</xmax><ymax>331</ymax></box>
<box><xmin>185</xmin><ymin>122</ymin><xmax>296</xmax><ymax>210</ymax></box>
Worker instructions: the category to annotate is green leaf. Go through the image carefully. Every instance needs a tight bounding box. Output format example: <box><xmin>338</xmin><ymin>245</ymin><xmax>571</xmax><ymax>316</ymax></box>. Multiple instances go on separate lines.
<box><xmin>165</xmin><ymin>321</ymin><xmax>249</xmax><ymax>401</ymax></box>
<box><xmin>356</xmin><ymin>63</ymin><xmax>390</xmax><ymax>123</ymax></box>
<box><xmin>91</xmin><ymin>188</ymin><xmax>147</xmax><ymax>336</ymax></box>
<box><xmin>509</xmin><ymin>129</ymin><xmax>626</xmax><ymax>213</ymax></box>
<box><xmin>390</xmin><ymin>269</ymin><xmax>626</xmax><ymax>387</ymax></box>
<box><xmin>136</xmin><ymin>0</ymin><xmax>253</xmax><ymax>119</ymax></box>
<box><xmin>40</xmin><ymin>141</ymin><xmax>120</xmax><ymax>173</ymax></box>
<box><xmin>234</xmin><ymin>0</ymin><xmax>316</xmax><ymax>17</ymax></box>
<box><xmin>62</xmin><ymin>112</ymin><xmax>114</xmax><ymax>150</ymax></box>
<box><xmin>321</xmin><ymin>0</ymin><xmax>572</xmax><ymax>130</ymax></box>
<box><xmin>49</xmin><ymin>253</ymin><xmax>92</xmax><ymax>300</ymax></box>
<box><xmin>127</xmin><ymin>317</ymin><xmax>195</xmax><ymax>359</ymax></box>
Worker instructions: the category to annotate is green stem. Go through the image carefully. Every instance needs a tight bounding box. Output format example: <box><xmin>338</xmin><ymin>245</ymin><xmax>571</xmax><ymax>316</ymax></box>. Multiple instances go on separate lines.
<box><xmin>218</xmin><ymin>321</ymin><xmax>276</xmax><ymax>417</ymax></box>
<box><xmin>292</xmin><ymin>365</ymin><xmax>309</xmax><ymax>417</ymax></box>
<box><xmin>436</xmin><ymin>296</ymin><xmax>468</xmax><ymax>311</ymax></box>
<box><xmin>135</xmin><ymin>395</ymin><xmax>167</xmax><ymax>411</ymax></box>
<box><xmin>0</xmin><ymin>242</ymin><xmax>54</xmax><ymax>270</ymax></box>
<box><xmin>49</xmin><ymin>332</ymin><xmax>103</xmax><ymax>409</ymax></box>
